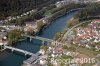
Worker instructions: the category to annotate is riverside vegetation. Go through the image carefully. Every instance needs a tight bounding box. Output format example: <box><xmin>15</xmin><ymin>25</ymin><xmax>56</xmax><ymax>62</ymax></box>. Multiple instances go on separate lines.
<box><xmin>54</xmin><ymin>2</ymin><xmax>100</xmax><ymax>41</ymax></box>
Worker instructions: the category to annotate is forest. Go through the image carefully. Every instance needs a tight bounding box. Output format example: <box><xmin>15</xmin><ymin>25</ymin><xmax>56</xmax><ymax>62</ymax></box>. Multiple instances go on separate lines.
<box><xmin>0</xmin><ymin>0</ymin><xmax>60</xmax><ymax>20</ymax></box>
<box><xmin>75</xmin><ymin>2</ymin><xmax>100</xmax><ymax>20</ymax></box>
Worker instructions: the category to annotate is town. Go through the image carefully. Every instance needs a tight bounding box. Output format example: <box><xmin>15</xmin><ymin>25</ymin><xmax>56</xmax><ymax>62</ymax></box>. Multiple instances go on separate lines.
<box><xmin>0</xmin><ymin>0</ymin><xmax>100</xmax><ymax>66</ymax></box>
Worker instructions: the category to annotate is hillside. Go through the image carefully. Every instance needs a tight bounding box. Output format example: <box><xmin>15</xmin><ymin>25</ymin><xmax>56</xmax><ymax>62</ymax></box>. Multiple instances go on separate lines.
<box><xmin>0</xmin><ymin>0</ymin><xmax>59</xmax><ymax>20</ymax></box>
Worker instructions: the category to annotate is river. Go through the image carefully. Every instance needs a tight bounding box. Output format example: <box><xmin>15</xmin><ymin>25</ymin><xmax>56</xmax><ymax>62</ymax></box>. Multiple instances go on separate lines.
<box><xmin>0</xmin><ymin>11</ymin><xmax>77</xmax><ymax>66</ymax></box>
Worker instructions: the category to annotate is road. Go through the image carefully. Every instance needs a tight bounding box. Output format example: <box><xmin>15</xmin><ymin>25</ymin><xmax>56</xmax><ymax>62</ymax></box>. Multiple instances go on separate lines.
<box><xmin>61</xmin><ymin>20</ymin><xmax>91</xmax><ymax>42</ymax></box>
<box><xmin>61</xmin><ymin>19</ymin><xmax>100</xmax><ymax>64</ymax></box>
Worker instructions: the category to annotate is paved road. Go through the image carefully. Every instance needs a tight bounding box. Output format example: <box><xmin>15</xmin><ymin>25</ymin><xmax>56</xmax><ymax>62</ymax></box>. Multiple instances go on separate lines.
<box><xmin>61</xmin><ymin>19</ymin><xmax>100</xmax><ymax>64</ymax></box>
<box><xmin>61</xmin><ymin>20</ymin><xmax>91</xmax><ymax>42</ymax></box>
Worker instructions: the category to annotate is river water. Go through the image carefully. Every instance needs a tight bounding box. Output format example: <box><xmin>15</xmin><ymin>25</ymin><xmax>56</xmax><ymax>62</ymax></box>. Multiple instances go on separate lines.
<box><xmin>0</xmin><ymin>11</ymin><xmax>77</xmax><ymax>66</ymax></box>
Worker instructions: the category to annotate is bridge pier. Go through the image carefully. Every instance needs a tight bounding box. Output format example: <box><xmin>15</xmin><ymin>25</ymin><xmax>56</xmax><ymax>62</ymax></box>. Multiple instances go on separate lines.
<box><xmin>53</xmin><ymin>41</ymin><xmax>60</xmax><ymax>47</ymax></box>
<box><xmin>42</xmin><ymin>41</ymin><xmax>45</xmax><ymax>46</ymax></box>
<box><xmin>3</xmin><ymin>45</ymin><xmax>6</xmax><ymax>49</ymax></box>
<box><xmin>4</xmin><ymin>46</ymin><xmax>34</xmax><ymax>56</ymax></box>
<box><xmin>11</xmin><ymin>49</ymin><xmax>14</xmax><ymax>52</ymax></box>
<box><xmin>30</xmin><ymin>37</ymin><xmax>32</xmax><ymax>42</ymax></box>
<box><xmin>25</xmin><ymin>53</ymin><xmax>27</xmax><ymax>56</ymax></box>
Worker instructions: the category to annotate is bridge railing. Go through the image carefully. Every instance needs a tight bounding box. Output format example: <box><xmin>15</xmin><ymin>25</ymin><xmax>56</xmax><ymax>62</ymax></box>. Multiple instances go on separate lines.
<box><xmin>23</xmin><ymin>34</ymin><xmax>53</xmax><ymax>42</ymax></box>
<box><xmin>4</xmin><ymin>46</ymin><xmax>34</xmax><ymax>56</ymax></box>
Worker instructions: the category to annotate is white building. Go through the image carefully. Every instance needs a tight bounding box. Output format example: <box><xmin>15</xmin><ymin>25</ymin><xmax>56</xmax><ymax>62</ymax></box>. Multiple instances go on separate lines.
<box><xmin>39</xmin><ymin>59</ymin><xmax>47</xmax><ymax>65</ymax></box>
<box><xmin>24</xmin><ymin>22</ymin><xmax>38</xmax><ymax>33</ymax></box>
<box><xmin>79</xmin><ymin>0</ymin><xmax>100</xmax><ymax>3</ymax></box>
<box><xmin>55</xmin><ymin>1</ymin><xmax>67</xmax><ymax>7</ymax></box>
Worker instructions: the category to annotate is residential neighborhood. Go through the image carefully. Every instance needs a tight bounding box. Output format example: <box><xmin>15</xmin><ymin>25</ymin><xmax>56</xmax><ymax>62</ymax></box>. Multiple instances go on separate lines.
<box><xmin>67</xmin><ymin>20</ymin><xmax>100</xmax><ymax>51</ymax></box>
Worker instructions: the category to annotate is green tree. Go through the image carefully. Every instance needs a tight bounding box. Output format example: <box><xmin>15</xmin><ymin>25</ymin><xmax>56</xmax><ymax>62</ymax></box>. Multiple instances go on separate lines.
<box><xmin>67</xmin><ymin>18</ymin><xmax>80</xmax><ymax>28</ymax></box>
<box><xmin>75</xmin><ymin>2</ymin><xmax>100</xmax><ymax>20</ymax></box>
<box><xmin>54</xmin><ymin>32</ymin><xmax>62</xmax><ymax>40</ymax></box>
<box><xmin>6</xmin><ymin>29</ymin><xmax>23</xmax><ymax>45</ymax></box>
<box><xmin>37</xmin><ymin>21</ymin><xmax>45</xmax><ymax>30</ymax></box>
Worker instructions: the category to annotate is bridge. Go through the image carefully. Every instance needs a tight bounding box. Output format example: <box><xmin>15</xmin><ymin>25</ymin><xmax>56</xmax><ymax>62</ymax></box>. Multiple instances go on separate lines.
<box><xmin>23</xmin><ymin>34</ymin><xmax>53</xmax><ymax>42</ymax></box>
<box><xmin>4</xmin><ymin>45</ymin><xmax>41</xmax><ymax>66</ymax></box>
<box><xmin>23</xmin><ymin>34</ymin><xmax>69</xmax><ymax>47</ymax></box>
<box><xmin>3</xmin><ymin>35</ymin><xmax>69</xmax><ymax>66</ymax></box>
<box><xmin>3</xmin><ymin>35</ymin><xmax>67</xmax><ymax>66</ymax></box>
<box><xmin>23</xmin><ymin>52</ymin><xmax>40</xmax><ymax>65</ymax></box>
<box><xmin>4</xmin><ymin>46</ymin><xmax>34</xmax><ymax>56</ymax></box>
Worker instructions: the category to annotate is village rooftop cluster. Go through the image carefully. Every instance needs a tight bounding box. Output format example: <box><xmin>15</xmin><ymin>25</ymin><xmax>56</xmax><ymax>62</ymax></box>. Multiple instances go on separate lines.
<box><xmin>73</xmin><ymin>20</ymin><xmax>100</xmax><ymax>50</ymax></box>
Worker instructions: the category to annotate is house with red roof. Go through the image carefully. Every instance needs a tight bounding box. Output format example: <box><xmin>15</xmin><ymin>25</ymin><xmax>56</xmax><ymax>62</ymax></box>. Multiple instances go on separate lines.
<box><xmin>73</xmin><ymin>20</ymin><xmax>100</xmax><ymax>47</ymax></box>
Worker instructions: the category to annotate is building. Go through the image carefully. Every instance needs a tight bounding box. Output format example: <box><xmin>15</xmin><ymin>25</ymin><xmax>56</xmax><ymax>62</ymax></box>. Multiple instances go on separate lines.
<box><xmin>0</xmin><ymin>37</ymin><xmax>8</xmax><ymax>50</ymax></box>
<box><xmin>79</xmin><ymin>0</ymin><xmax>100</xmax><ymax>3</ymax></box>
<box><xmin>39</xmin><ymin>58</ymin><xmax>47</xmax><ymax>65</ymax></box>
<box><xmin>24</xmin><ymin>22</ymin><xmax>38</xmax><ymax>33</ymax></box>
<box><xmin>55</xmin><ymin>1</ymin><xmax>67</xmax><ymax>7</ymax></box>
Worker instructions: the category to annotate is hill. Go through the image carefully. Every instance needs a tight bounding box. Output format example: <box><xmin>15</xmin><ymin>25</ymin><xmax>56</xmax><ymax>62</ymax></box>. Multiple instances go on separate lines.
<box><xmin>0</xmin><ymin>0</ymin><xmax>59</xmax><ymax>20</ymax></box>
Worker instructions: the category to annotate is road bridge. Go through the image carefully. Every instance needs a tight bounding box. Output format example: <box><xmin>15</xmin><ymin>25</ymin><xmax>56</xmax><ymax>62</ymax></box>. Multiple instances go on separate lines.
<box><xmin>23</xmin><ymin>35</ymin><xmax>53</xmax><ymax>42</ymax></box>
<box><xmin>4</xmin><ymin>46</ymin><xmax>41</xmax><ymax>66</ymax></box>
<box><xmin>23</xmin><ymin>34</ymin><xmax>68</xmax><ymax>47</ymax></box>
<box><xmin>4</xmin><ymin>46</ymin><xmax>34</xmax><ymax>56</ymax></box>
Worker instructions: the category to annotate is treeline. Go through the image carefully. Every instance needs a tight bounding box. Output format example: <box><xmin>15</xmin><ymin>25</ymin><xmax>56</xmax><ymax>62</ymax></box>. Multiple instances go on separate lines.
<box><xmin>0</xmin><ymin>0</ymin><xmax>60</xmax><ymax>20</ymax></box>
<box><xmin>47</xmin><ymin>3</ymin><xmax>87</xmax><ymax>22</ymax></box>
<box><xmin>49</xmin><ymin>3</ymin><xmax>86</xmax><ymax>15</ymax></box>
<box><xmin>7</xmin><ymin>2</ymin><xmax>87</xmax><ymax>26</ymax></box>
<box><xmin>7</xmin><ymin>4</ymin><xmax>57</xmax><ymax>26</ymax></box>
<box><xmin>75</xmin><ymin>2</ymin><xmax>100</xmax><ymax>20</ymax></box>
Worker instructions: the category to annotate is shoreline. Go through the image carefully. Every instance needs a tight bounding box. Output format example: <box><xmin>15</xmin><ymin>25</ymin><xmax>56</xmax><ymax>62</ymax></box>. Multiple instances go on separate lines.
<box><xmin>59</xmin><ymin>17</ymin><xmax>100</xmax><ymax>42</ymax></box>
<box><xmin>39</xmin><ymin>8</ymin><xmax>80</xmax><ymax>32</ymax></box>
<box><xmin>0</xmin><ymin>8</ymin><xmax>80</xmax><ymax>52</ymax></box>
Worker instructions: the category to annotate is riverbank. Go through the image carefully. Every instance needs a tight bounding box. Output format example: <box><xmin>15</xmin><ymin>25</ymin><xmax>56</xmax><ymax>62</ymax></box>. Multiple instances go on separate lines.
<box><xmin>59</xmin><ymin>18</ymin><xmax>100</xmax><ymax>63</ymax></box>
<box><xmin>0</xmin><ymin>9</ymin><xmax>78</xmax><ymax>52</ymax></box>
<box><xmin>0</xmin><ymin>9</ymin><xmax>78</xmax><ymax>66</ymax></box>
<box><xmin>33</xmin><ymin>3</ymin><xmax>87</xmax><ymax>34</ymax></box>
<box><xmin>54</xmin><ymin>15</ymin><xmax>100</xmax><ymax>42</ymax></box>
<box><xmin>53</xmin><ymin>17</ymin><xmax>78</xmax><ymax>41</ymax></box>
<box><xmin>36</xmin><ymin>8</ymin><xmax>80</xmax><ymax>35</ymax></box>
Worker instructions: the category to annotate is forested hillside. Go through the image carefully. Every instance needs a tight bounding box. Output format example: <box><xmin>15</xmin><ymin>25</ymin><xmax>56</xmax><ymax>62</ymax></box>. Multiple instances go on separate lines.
<box><xmin>0</xmin><ymin>0</ymin><xmax>59</xmax><ymax>19</ymax></box>
<box><xmin>75</xmin><ymin>2</ymin><xmax>100</xmax><ymax>20</ymax></box>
